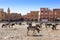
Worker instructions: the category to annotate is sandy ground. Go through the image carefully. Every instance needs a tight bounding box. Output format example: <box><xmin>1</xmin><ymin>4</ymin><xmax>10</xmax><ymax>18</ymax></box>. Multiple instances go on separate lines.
<box><xmin>0</xmin><ymin>22</ymin><xmax>60</xmax><ymax>40</ymax></box>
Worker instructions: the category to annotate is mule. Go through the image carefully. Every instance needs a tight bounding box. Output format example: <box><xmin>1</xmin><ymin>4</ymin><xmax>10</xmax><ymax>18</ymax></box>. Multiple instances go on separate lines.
<box><xmin>45</xmin><ymin>23</ymin><xmax>52</xmax><ymax>28</ymax></box>
<box><xmin>9</xmin><ymin>23</ymin><xmax>15</xmax><ymax>28</ymax></box>
<box><xmin>2</xmin><ymin>23</ymin><xmax>10</xmax><ymax>28</ymax></box>
<box><xmin>27</xmin><ymin>24</ymin><xmax>41</xmax><ymax>36</ymax></box>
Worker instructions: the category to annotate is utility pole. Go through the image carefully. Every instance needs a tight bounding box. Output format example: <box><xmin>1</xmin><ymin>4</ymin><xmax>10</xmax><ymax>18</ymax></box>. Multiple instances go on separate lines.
<box><xmin>38</xmin><ymin>11</ymin><xmax>40</xmax><ymax>22</ymax></box>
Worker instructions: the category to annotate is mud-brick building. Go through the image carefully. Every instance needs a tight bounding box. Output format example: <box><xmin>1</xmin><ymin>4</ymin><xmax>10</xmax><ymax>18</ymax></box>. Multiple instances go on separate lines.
<box><xmin>53</xmin><ymin>9</ymin><xmax>60</xmax><ymax>20</ymax></box>
<box><xmin>40</xmin><ymin>8</ymin><xmax>54</xmax><ymax>21</ymax></box>
<box><xmin>48</xmin><ymin>10</ymin><xmax>53</xmax><ymax>21</ymax></box>
<box><xmin>0</xmin><ymin>8</ymin><xmax>21</xmax><ymax>21</ymax></box>
<box><xmin>30</xmin><ymin>11</ymin><xmax>39</xmax><ymax>21</ymax></box>
<box><xmin>23</xmin><ymin>8</ymin><xmax>60</xmax><ymax>21</ymax></box>
<box><xmin>23</xmin><ymin>11</ymin><xmax>39</xmax><ymax>21</ymax></box>
<box><xmin>40</xmin><ymin>8</ymin><xmax>49</xmax><ymax>21</ymax></box>
<box><xmin>0</xmin><ymin>8</ymin><xmax>6</xmax><ymax>20</ymax></box>
<box><xmin>9</xmin><ymin>13</ymin><xmax>21</xmax><ymax>21</ymax></box>
<box><xmin>5</xmin><ymin>8</ymin><xmax>21</xmax><ymax>21</ymax></box>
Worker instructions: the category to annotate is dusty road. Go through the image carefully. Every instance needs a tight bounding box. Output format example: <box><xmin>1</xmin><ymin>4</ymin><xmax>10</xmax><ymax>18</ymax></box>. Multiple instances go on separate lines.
<box><xmin>0</xmin><ymin>22</ymin><xmax>60</xmax><ymax>40</ymax></box>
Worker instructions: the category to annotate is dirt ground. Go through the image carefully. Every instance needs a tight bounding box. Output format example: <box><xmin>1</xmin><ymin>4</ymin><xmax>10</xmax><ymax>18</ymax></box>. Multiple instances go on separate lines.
<box><xmin>0</xmin><ymin>22</ymin><xmax>60</xmax><ymax>40</ymax></box>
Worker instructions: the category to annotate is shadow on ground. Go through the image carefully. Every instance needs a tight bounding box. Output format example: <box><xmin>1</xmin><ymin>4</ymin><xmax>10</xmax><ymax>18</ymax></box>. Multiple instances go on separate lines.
<box><xmin>33</xmin><ymin>35</ymin><xmax>43</xmax><ymax>37</ymax></box>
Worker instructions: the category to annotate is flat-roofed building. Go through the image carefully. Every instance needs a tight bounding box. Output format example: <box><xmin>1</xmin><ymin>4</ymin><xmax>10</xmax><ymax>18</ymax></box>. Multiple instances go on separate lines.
<box><xmin>53</xmin><ymin>9</ymin><xmax>60</xmax><ymax>20</ymax></box>
<box><xmin>40</xmin><ymin>8</ymin><xmax>49</xmax><ymax>21</ymax></box>
<box><xmin>23</xmin><ymin>11</ymin><xmax>39</xmax><ymax>21</ymax></box>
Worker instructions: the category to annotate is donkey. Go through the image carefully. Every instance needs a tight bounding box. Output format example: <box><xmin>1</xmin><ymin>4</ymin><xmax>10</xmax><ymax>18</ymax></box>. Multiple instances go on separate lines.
<box><xmin>10</xmin><ymin>23</ymin><xmax>15</xmax><ymax>28</ymax></box>
<box><xmin>45</xmin><ymin>22</ymin><xmax>52</xmax><ymax>28</ymax></box>
<box><xmin>2</xmin><ymin>24</ymin><xmax>7</xmax><ymax>28</ymax></box>
<box><xmin>27</xmin><ymin>24</ymin><xmax>41</xmax><ymax>36</ymax></box>
<box><xmin>2</xmin><ymin>23</ymin><xmax>10</xmax><ymax>28</ymax></box>
<box><xmin>52</xmin><ymin>23</ymin><xmax>58</xmax><ymax>30</ymax></box>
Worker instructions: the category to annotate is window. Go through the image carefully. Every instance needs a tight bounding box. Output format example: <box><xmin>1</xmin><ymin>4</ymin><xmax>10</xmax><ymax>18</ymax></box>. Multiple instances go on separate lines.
<box><xmin>32</xmin><ymin>15</ymin><xmax>33</xmax><ymax>16</ymax></box>
<box><xmin>41</xmin><ymin>11</ymin><xmax>43</xmax><ymax>12</ymax></box>
<box><xmin>2</xmin><ymin>15</ymin><xmax>3</xmax><ymax>16</ymax></box>
<box><xmin>45</xmin><ymin>11</ymin><xmax>47</xmax><ymax>12</ymax></box>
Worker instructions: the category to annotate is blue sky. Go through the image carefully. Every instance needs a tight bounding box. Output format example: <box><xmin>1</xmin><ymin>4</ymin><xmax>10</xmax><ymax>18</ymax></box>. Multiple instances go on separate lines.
<box><xmin>0</xmin><ymin>0</ymin><xmax>60</xmax><ymax>15</ymax></box>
